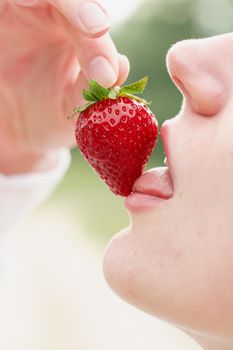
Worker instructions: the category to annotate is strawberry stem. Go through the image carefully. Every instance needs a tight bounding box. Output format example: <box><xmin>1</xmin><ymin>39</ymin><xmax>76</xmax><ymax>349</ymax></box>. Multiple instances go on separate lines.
<box><xmin>108</xmin><ymin>86</ymin><xmax>120</xmax><ymax>99</ymax></box>
<box><xmin>119</xmin><ymin>76</ymin><xmax>148</xmax><ymax>95</ymax></box>
<box><xmin>89</xmin><ymin>80</ymin><xmax>109</xmax><ymax>100</ymax></box>
<box><xmin>67</xmin><ymin>76</ymin><xmax>150</xmax><ymax>119</ymax></box>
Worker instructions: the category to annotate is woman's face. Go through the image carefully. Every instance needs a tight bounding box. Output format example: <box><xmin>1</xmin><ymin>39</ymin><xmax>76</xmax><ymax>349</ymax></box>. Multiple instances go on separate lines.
<box><xmin>103</xmin><ymin>33</ymin><xmax>233</xmax><ymax>342</ymax></box>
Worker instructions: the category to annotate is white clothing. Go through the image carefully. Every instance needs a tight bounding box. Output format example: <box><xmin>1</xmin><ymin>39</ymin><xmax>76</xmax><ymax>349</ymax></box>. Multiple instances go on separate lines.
<box><xmin>0</xmin><ymin>148</ymin><xmax>71</xmax><ymax>235</ymax></box>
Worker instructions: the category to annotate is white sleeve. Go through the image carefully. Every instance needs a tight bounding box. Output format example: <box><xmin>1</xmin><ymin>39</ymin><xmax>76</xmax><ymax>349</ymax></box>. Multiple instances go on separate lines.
<box><xmin>0</xmin><ymin>148</ymin><xmax>71</xmax><ymax>235</ymax></box>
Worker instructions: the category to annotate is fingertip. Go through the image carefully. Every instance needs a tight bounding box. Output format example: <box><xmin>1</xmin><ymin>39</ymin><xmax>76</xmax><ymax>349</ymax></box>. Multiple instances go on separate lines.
<box><xmin>116</xmin><ymin>54</ymin><xmax>130</xmax><ymax>86</ymax></box>
<box><xmin>85</xmin><ymin>56</ymin><xmax>118</xmax><ymax>88</ymax></box>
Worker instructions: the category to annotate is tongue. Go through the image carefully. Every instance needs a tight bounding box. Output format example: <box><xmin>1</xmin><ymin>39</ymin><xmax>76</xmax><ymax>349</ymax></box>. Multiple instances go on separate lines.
<box><xmin>132</xmin><ymin>167</ymin><xmax>174</xmax><ymax>199</ymax></box>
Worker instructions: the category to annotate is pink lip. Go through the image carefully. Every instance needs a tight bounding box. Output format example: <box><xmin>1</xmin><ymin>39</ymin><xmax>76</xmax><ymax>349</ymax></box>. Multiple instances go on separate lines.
<box><xmin>125</xmin><ymin>121</ymin><xmax>174</xmax><ymax>213</ymax></box>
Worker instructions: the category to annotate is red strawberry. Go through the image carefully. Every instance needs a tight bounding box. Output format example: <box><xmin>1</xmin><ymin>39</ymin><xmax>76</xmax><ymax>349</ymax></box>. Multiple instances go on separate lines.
<box><xmin>71</xmin><ymin>77</ymin><xmax>158</xmax><ymax>196</ymax></box>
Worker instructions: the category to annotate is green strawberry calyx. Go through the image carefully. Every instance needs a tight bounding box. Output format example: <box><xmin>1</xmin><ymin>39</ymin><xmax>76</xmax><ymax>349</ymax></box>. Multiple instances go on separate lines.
<box><xmin>68</xmin><ymin>76</ymin><xmax>150</xmax><ymax>119</ymax></box>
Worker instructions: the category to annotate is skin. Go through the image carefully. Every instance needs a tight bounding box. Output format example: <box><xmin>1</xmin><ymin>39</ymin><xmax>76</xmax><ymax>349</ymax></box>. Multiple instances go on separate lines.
<box><xmin>103</xmin><ymin>33</ymin><xmax>233</xmax><ymax>350</ymax></box>
<box><xmin>0</xmin><ymin>0</ymin><xmax>129</xmax><ymax>174</ymax></box>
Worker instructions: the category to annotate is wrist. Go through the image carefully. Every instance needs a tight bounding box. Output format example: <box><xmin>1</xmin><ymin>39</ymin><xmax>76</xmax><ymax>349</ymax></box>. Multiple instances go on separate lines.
<box><xmin>0</xmin><ymin>151</ymin><xmax>59</xmax><ymax>175</ymax></box>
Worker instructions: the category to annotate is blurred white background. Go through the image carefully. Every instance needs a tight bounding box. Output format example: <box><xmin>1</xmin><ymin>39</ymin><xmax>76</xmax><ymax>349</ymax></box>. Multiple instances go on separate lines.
<box><xmin>101</xmin><ymin>0</ymin><xmax>142</xmax><ymax>25</ymax></box>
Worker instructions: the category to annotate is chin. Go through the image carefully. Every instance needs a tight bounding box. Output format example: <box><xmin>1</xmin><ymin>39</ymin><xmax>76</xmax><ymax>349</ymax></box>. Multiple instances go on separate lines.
<box><xmin>102</xmin><ymin>225</ymin><xmax>152</xmax><ymax>309</ymax></box>
<box><xmin>102</xmin><ymin>216</ymin><xmax>213</xmax><ymax>333</ymax></box>
<box><xmin>103</xmin><ymin>226</ymin><xmax>131</xmax><ymax>296</ymax></box>
<box><xmin>102</xmin><ymin>223</ymin><xmax>176</xmax><ymax>322</ymax></box>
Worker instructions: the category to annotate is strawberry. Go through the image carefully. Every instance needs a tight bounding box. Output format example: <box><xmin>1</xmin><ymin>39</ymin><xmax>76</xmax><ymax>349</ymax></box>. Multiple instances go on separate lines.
<box><xmin>70</xmin><ymin>77</ymin><xmax>158</xmax><ymax>196</ymax></box>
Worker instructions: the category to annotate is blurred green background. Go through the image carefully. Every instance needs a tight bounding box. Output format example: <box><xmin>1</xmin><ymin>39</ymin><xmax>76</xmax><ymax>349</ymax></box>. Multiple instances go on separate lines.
<box><xmin>42</xmin><ymin>0</ymin><xmax>233</xmax><ymax>245</ymax></box>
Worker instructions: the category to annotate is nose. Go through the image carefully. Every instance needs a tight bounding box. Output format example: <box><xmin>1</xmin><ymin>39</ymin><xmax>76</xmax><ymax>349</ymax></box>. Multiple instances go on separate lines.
<box><xmin>166</xmin><ymin>39</ymin><xmax>226</xmax><ymax>116</ymax></box>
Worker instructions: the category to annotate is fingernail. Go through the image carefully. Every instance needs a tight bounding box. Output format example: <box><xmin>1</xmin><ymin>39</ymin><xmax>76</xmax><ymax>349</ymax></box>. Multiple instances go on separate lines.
<box><xmin>87</xmin><ymin>56</ymin><xmax>117</xmax><ymax>87</ymax></box>
<box><xmin>78</xmin><ymin>1</ymin><xmax>110</xmax><ymax>35</ymax></box>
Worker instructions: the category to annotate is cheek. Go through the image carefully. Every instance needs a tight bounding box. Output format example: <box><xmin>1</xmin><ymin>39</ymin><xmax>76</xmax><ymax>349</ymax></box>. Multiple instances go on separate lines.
<box><xmin>173</xmin><ymin>111</ymin><xmax>233</xmax><ymax>198</ymax></box>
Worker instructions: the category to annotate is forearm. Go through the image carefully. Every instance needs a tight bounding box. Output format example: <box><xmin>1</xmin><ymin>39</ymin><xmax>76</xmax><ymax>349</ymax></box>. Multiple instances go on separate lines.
<box><xmin>0</xmin><ymin>149</ymin><xmax>61</xmax><ymax>175</ymax></box>
<box><xmin>0</xmin><ymin>148</ymin><xmax>71</xmax><ymax>234</ymax></box>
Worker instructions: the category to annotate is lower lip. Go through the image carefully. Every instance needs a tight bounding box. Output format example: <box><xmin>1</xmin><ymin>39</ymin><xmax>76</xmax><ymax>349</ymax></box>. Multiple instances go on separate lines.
<box><xmin>125</xmin><ymin>192</ymin><xmax>169</xmax><ymax>213</ymax></box>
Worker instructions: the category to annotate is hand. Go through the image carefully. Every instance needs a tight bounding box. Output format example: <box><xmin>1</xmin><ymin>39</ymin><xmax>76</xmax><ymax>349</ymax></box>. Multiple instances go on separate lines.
<box><xmin>0</xmin><ymin>0</ymin><xmax>129</xmax><ymax>174</ymax></box>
